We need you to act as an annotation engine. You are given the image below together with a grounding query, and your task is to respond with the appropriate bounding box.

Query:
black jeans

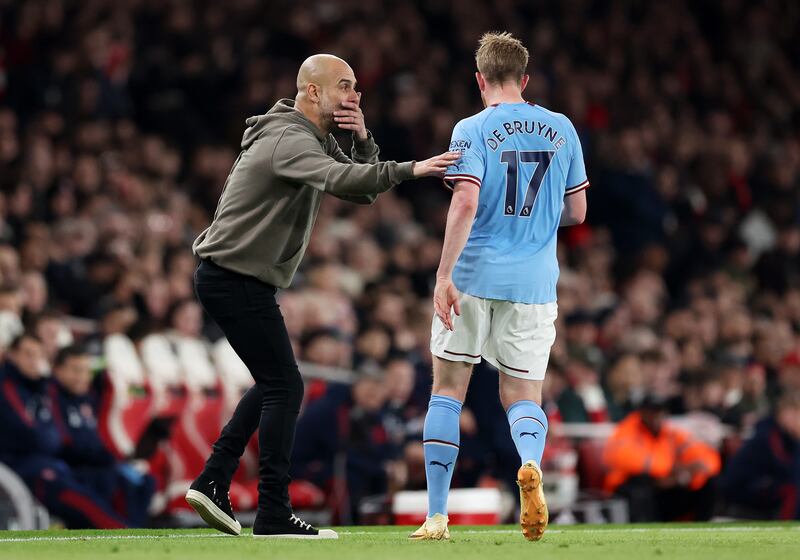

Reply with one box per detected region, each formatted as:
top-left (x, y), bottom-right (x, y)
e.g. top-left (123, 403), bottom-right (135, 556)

top-left (194, 259), bottom-right (303, 520)
top-left (616, 475), bottom-right (717, 522)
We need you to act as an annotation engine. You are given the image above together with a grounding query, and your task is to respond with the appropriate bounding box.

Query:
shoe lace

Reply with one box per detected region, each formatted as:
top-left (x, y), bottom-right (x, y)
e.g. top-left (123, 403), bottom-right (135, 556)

top-left (290, 514), bottom-right (311, 530)
top-left (210, 481), bottom-right (232, 508)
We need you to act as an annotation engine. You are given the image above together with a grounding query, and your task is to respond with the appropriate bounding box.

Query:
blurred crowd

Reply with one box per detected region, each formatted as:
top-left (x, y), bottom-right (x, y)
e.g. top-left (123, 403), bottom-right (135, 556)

top-left (0, 0), bottom-right (799, 526)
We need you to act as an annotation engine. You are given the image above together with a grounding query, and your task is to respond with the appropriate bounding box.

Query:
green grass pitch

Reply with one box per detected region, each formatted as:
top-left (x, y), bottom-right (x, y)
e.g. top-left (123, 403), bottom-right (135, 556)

top-left (1, 523), bottom-right (798, 560)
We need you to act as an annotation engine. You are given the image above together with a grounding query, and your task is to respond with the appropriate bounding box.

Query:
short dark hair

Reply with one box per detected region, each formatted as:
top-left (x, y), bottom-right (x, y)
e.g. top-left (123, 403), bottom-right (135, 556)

top-left (0, 284), bottom-right (21, 296)
top-left (53, 344), bottom-right (89, 368)
top-left (25, 309), bottom-right (63, 331)
top-left (8, 332), bottom-right (41, 351)
top-left (639, 349), bottom-right (665, 364)
top-left (167, 297), bottom-right (197, 326)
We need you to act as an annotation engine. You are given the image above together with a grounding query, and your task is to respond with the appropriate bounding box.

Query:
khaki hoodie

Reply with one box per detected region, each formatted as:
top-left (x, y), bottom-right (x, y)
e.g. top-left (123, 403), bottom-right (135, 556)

top-left (193, 99), bottom-right (415, 287)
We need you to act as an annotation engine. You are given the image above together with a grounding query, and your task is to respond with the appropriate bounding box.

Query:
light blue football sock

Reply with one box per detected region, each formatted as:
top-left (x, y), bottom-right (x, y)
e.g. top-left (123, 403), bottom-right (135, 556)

top-left (507, 400), bottom-right (548, 465)
top-left (423, 394), bottom-right (462, 517)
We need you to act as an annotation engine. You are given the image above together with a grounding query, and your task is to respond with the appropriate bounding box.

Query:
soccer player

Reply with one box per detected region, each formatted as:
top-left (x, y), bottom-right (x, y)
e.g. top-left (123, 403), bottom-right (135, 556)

top-left (410, 32), bottom-right (589, 542)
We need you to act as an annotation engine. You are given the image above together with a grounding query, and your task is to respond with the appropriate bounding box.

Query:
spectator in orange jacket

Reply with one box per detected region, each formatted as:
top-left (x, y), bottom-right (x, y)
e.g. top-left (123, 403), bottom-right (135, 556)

top-left (603, 396), bottom-right (721, 521)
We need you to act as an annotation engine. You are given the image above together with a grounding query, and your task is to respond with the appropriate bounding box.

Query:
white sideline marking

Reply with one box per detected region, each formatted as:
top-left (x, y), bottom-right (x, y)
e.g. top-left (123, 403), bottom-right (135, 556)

top-left (0, 533), bottom-right (231, 543)
top-left (341, 526), bottom-right (800, 535)
top-left (0, 526), bottom-right (798, 543)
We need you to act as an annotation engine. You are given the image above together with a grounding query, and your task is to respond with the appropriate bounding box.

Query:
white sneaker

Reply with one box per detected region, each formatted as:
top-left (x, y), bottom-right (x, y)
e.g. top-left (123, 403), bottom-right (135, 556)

top-left (408, 513), bottom-right (450, 540)
top-left (517, 460), bottom-right (548, 541)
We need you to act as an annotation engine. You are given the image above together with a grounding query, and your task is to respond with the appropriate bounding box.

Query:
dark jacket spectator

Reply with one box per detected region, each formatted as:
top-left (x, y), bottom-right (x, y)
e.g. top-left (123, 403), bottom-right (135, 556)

top-left (722, 392), bottom-right (800, 520)
top-left (292, 373), bottom-right (401, 523)
top-left (0, 342), bottom-right (61, 461)
top-left (0, 334), bottom-right (127, 528)
top-left (50, 345), bottom-right (155, 527)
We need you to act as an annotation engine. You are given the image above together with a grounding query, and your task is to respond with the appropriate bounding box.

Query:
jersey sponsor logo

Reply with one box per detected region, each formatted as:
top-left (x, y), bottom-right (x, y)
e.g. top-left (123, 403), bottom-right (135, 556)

top-left (520, 431), bottom-right (539, 439)
top-left (449, 139), bottom-right (472, 151)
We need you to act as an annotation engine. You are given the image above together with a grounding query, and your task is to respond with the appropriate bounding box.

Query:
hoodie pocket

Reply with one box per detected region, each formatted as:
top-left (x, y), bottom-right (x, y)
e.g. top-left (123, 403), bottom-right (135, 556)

top-left (257, 241), bottom-right (305, 282)
top-left (276, 241), bottom-right (306, 266)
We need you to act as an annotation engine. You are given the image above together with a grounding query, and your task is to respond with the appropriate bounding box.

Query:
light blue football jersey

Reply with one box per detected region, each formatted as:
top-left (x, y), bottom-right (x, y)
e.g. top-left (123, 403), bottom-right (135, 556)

top-left (444, 102), bottom-right (589, 304)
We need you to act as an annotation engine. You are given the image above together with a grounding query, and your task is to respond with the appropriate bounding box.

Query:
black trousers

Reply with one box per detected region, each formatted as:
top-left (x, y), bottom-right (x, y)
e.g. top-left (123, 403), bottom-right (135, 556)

top-left (194, 259), bottom-right (303, 520)
top-left (615, 475), bottom-right (717, 522)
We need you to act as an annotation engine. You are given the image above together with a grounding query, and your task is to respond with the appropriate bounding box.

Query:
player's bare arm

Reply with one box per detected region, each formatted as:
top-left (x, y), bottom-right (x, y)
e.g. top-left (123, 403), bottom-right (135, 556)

top-left (560, 188), bottom-right (587, 226)
top-left (434, 182), bottom-right (480, 331)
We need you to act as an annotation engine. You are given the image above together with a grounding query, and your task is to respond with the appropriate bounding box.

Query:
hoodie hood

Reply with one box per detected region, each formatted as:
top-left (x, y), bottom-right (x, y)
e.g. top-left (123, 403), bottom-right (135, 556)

top-left (241, 99), bottom-right (326, 149)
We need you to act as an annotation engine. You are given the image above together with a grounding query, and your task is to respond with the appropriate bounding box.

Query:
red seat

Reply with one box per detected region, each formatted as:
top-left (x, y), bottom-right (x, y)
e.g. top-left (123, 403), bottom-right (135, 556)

top-left (162, 390), bottom-right (224, 512)
top-left (226, 479), bottom-right (325, 511)
top-left (97, 373), bottom-right (153, 459)
top-left (162, 382), bottom-right (328, 514)
top-left (576, 438), bottom-right (608, 491)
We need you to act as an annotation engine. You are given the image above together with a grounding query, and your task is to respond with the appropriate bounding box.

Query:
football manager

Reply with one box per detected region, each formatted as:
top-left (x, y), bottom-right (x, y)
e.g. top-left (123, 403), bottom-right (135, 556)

top-left (186, 53), bottom-right (459, 539)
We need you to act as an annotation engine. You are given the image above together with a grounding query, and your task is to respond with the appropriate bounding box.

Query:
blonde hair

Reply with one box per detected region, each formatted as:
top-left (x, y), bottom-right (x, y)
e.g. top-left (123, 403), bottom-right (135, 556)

top-left (475, 31), bottom-right (529, 85)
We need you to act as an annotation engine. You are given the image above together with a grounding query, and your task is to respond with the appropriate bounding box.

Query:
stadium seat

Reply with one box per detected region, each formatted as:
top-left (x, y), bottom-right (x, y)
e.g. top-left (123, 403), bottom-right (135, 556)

top-left (210, 339), bottom-right (261, 489)
top-left (212, 338), bottom-right (254, 409)
top-left (154, 336), bottom-right (230, 514)
top-left (171, 335), bottom-right (218, 394)
top-left (162, 395), bottom-right (234, 514)
top-left (393, 488), bottom-right (502, 525)
top-left (140, 334), bottom-right (183, 389)
top-left (105, 334), bottom-right (147, 387)
top-left (139, 334), bottom-right (186, 416)
top-left (98, 334), bottom-right (153, 459)
top-left (576, 438), bottom-right (609, 492)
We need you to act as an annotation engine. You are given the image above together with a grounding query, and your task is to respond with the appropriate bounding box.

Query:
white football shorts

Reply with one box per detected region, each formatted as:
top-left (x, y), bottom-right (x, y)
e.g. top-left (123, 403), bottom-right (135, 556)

top-left (430, 293), bottom-right (558, 380)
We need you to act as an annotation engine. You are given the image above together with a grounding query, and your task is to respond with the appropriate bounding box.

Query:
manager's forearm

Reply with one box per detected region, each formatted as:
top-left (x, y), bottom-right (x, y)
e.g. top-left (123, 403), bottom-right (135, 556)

top-left (273, 131), bottom-right (415, 195)
top-left (351, 131), bottom-right (381, 164)
top-left (436, 202), bottom-right (477, 279)
top-left (333, 193), bottom-right (379, 205)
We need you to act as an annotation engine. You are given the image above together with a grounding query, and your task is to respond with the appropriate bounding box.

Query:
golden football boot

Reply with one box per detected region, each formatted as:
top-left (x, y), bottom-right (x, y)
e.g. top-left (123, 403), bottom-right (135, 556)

top-left (408, 513), bottom-right (450, 540)
top-left (517, 460), bottom-right (548, 541)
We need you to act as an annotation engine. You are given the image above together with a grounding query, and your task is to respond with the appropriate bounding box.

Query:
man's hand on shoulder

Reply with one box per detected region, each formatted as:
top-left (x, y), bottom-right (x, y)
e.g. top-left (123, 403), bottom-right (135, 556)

top-left (413, 152), bottom-right (462, 178)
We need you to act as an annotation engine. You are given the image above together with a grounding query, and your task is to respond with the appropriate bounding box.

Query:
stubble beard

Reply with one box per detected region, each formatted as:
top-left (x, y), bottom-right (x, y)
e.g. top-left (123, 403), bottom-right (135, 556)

top-left (319, 96), bottom-right (337, 135)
